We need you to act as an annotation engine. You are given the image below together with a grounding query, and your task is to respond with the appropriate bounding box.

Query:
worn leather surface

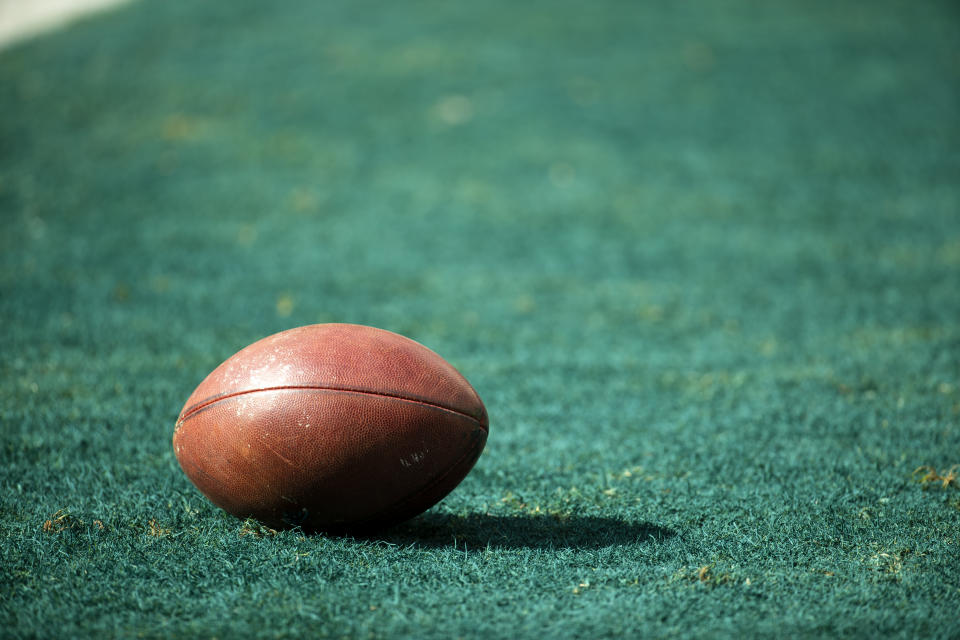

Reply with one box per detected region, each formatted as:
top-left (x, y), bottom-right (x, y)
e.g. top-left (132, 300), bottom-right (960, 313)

top-left (173, 324), bottom-right (488, 532)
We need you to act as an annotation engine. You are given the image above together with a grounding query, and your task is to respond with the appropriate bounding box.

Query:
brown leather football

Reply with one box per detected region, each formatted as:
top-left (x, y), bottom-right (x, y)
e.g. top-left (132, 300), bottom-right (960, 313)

top-left (173, 323), bottom-right (488, 533)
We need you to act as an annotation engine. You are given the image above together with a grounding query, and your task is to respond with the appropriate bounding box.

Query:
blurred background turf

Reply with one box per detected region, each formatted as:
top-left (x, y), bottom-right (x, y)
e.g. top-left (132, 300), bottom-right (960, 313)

top-left (2, 0), bottom-right (959, 638)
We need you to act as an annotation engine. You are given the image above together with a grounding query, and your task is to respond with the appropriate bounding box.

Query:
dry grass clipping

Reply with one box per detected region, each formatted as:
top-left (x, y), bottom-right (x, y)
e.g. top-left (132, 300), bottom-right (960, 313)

top-left (913, 465), bottom-right (958, 490)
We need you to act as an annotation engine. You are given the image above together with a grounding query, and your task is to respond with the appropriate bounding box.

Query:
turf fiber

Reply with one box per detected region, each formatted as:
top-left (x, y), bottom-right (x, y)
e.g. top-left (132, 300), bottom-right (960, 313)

top-left (2, 0), bottom-right (959, 638)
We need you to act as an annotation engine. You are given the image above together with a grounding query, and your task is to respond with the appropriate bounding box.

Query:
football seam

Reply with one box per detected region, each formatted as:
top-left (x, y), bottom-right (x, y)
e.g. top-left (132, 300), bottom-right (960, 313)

top-left (177, 385), bottom-right (487, 429)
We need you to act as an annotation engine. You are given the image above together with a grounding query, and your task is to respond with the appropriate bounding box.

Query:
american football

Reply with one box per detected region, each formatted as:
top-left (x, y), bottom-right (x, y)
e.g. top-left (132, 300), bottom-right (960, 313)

top-left (173, 324), bottom-right (488, 532)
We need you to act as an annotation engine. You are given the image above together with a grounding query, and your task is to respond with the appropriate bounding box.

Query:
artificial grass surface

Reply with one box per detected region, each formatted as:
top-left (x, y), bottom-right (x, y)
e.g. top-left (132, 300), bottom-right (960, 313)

top-left (2, 0), bottom-right (959, 637)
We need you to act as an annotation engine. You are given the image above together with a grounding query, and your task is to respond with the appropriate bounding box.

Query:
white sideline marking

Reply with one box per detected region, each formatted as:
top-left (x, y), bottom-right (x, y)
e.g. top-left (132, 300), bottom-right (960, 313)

top-left (0, 0), bottom-right (133, 50)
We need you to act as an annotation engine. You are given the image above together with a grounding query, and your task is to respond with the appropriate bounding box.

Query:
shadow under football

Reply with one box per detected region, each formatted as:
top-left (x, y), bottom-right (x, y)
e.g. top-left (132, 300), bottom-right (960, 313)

top-left (363, 512), bottom-right (675, 550)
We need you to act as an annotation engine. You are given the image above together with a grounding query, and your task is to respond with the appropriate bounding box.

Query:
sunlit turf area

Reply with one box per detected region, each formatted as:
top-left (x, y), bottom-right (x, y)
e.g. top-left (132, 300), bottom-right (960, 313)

top-left (2, 0), bottom-right (959, 637)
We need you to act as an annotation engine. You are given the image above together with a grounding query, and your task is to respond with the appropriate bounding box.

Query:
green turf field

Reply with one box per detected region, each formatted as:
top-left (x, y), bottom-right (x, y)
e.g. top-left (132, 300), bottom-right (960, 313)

top-left (2, 0), bottom-right (959, 637)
